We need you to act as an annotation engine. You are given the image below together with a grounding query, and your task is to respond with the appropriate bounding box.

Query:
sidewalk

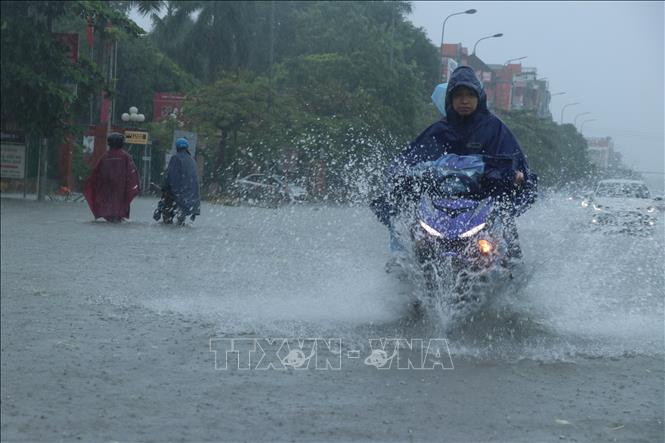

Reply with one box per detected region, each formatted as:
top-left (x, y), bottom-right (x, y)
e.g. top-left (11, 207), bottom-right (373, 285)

top-left (0, 191), bottom-right (37, 200)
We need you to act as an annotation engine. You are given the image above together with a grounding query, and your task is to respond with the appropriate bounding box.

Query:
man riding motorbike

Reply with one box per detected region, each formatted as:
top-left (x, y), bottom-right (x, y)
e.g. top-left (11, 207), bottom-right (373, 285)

top-left (372, 65), bottom-right (537, 269)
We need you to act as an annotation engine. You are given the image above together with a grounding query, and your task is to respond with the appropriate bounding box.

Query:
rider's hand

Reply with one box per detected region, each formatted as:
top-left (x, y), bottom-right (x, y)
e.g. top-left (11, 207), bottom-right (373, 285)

top-left (515, 171), bottom-right (525, 186)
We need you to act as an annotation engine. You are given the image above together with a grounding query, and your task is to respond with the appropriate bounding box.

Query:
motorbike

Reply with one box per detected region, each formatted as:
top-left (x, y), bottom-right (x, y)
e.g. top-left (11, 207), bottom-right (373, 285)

top-left (151, 183), bottom-right (196, 225)
top-left (382, 153), bottom-right (523, 306)
top-left (153, 190), bottom-right (177, 224)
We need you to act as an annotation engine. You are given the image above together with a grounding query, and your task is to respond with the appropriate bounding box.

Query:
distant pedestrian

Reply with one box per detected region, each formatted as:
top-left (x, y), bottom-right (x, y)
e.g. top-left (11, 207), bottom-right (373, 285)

top-left (154, 137), bottom-right (200, 225)
top-left (84, 132), bottom-right (140, 222)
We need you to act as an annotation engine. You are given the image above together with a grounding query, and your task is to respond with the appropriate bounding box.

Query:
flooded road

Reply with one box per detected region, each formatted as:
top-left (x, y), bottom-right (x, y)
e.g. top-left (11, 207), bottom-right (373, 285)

top-left (1, 195), bottom-right (663, 442)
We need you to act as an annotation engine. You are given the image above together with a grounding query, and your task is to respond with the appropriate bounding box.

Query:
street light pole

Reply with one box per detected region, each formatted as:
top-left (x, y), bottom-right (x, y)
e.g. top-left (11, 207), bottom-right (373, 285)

top-left (121, 107), bottom-right (148, 191)
top-left (440, 9), bottom-right (476, 80)
top-left (548, 93), bottom-right (565, 120)
top-left (472, 33), bottom-right (503, 56)
top-left (560, 102), bottom-right (580, 124)
top-left (574, 112), bottom-right (591, 128)
top-left (580, 119), bottom-right (596, 134)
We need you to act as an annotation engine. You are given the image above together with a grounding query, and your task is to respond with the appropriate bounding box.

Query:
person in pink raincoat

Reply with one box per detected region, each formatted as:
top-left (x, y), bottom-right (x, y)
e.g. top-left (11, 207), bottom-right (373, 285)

top-left (84, 132), bottom-right (140, 222)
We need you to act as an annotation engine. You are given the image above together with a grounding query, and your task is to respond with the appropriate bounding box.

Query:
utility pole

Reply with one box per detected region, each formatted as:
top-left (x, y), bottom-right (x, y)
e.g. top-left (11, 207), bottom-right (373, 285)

top-left (36, 138), bottom-right (48, 201)
top-left (560, 102), bottom-right (580, 124)
top-left (268, 0), bottom-right (275, 115)
top-left (389, 6), bottom-right (395, 71)
top-left (37, 13), bottom-right (55, 200)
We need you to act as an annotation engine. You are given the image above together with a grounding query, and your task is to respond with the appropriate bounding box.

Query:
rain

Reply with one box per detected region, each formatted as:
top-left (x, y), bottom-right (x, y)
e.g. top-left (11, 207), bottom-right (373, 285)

top-left (1, 1), bottom-right (663, 442)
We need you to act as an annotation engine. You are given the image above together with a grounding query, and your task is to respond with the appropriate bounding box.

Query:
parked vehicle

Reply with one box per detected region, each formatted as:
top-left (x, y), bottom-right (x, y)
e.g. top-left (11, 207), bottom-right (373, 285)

top-left (230, 174), bottom-right (307, 205)
top-left (581, 179), bottom-right (658, 230)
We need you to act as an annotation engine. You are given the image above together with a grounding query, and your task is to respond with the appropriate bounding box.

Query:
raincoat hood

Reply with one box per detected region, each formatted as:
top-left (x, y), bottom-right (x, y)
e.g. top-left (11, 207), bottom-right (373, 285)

top-left (383, 65), bottom-right (538, 218)
top-left (445, 66), bottom-right (489, 124)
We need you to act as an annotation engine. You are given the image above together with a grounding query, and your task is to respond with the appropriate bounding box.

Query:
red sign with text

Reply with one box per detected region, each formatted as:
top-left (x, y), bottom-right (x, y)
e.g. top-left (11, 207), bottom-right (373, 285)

top-left (153, 92), bottom-right (186, 122)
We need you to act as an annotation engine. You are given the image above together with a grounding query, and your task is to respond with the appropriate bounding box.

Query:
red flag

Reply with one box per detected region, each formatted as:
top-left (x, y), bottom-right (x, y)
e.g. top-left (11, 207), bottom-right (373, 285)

top-left (86, 18), bottom-right (94, 48)
top-left (100, 92), bottom-right (111, 124)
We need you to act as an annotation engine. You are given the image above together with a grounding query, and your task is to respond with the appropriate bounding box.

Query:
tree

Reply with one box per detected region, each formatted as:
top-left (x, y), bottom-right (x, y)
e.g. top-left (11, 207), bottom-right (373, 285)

top-left (0, 1), bottom-right (143, 138)
top-left (148, 1), bottom-right (262, 82)
top-left (496, 110), bottom-right (594, 186)
top-left (127, 2), bottom-right (451, 199)
top-left (182, 71), bottom-right (274, 184)
top-left (113, 35), bottom-right (199, 123)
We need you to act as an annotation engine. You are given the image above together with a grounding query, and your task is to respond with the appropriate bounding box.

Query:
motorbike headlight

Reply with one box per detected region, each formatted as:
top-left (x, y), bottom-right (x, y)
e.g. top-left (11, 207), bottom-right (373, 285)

top-left (646, 206), bottom-right (656, 213)
top-left (477, 239), bottom-right (493, 255)
top-left (419, 220), bottom-right (443, 238)
top-left (459, 223), bottom-right (487, 239)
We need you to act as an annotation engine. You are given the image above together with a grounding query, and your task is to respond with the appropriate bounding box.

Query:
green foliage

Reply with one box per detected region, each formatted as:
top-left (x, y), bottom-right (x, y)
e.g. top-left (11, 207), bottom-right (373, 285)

top-left (155, 1), bottom-right (440, 196)
top-left (496, 110), bottom-right (595, 186)
top-left (2, 0), bottom-right (599, 199)
top-left (114, 35), bottom-right (199, 122)
top-left (148, 1), bottom-right (261, 82)
top-left (0, 1), bottom-right (142, 139)
top-left (71, 141), bottom-right (90, 187)
top-left (183, 71), bottom-right (264, 151)
top-left (181, 71), bottom-right (281, 183)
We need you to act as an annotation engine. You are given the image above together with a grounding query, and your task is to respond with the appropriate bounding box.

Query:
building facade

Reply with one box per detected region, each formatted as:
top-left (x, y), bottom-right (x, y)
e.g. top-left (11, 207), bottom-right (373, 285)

top-left (440, 44), bottom-right (551, 118)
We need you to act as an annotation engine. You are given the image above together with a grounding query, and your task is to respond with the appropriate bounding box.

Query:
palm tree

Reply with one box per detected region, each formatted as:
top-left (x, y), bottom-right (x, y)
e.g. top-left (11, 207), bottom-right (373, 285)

top-left (143, 1), bottom-right (264, 83)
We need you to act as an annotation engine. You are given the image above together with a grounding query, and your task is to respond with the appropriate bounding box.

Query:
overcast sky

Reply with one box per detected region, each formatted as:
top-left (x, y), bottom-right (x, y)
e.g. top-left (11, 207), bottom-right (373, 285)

top-left (407, 1), bottom-right (664, 179)
top-left (130, 1), bottom-right (664, 181)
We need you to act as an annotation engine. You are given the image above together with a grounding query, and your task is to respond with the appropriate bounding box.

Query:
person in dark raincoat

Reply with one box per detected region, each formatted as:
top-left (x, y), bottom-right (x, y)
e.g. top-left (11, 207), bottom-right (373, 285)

top-left (373, 65), bottom-right (537, 264)
top-left (84, 132), bottom-right (140, 222)
top-left (154, 137), bottom-right (200, 225)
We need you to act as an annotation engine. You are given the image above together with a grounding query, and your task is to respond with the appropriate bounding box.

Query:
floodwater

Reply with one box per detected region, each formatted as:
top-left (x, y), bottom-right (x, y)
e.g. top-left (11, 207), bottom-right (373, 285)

top-left (1, 194), bottom-right (663, 442)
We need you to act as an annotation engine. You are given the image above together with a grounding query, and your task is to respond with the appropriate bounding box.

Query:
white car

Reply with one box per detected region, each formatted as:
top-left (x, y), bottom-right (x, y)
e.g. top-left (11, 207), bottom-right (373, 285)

top-left (582, 179), bottom-right (658, 228)
top-left (230, 174), bottom-right (307, 204)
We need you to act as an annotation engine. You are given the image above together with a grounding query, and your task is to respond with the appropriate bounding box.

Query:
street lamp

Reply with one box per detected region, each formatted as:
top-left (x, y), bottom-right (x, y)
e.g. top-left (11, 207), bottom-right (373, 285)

top-left (440, 9), bottom-right (476, 81)
top-left (472, 33), bottom-right (503, 56)
top-left (441, 9), bottom-right (477, 51)
top-left (548, 92), bottom-right (565, 118)
top-left (580, 118), bottom-right (596, 134)
top-left (121, 107), bottom-right (150, 192)
top-left (121, 106), bottom-right (146, 127)
top-left (560, 102), bottom-right (580, 124)
top-left (574, 111), bottom-right (591, 127)
top-left (504, 56), bottom-right (527, 65)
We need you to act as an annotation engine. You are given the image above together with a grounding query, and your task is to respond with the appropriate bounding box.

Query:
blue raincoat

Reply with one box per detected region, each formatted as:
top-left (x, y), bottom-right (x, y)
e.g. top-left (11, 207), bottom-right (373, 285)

top-left (162, 150), bottom-right (201, 216)
top-left (373, 66), bottom-right (537, 225)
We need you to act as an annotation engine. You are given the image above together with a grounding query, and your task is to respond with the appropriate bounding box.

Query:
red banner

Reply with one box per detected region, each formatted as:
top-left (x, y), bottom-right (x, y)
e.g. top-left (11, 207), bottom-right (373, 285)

top-left (100, 92), bottom-right (111, 124)
top-left (153, 92), bottom-right (186, 122)
top-left (86, 18), bottom-right (94, 48)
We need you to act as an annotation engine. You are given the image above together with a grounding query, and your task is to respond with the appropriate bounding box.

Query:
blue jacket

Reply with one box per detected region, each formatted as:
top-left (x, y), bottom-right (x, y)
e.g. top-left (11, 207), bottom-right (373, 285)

top-left (378, 66), bottom-right (537, 221)
top-left (163, 150), bottom-right (201, 216)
